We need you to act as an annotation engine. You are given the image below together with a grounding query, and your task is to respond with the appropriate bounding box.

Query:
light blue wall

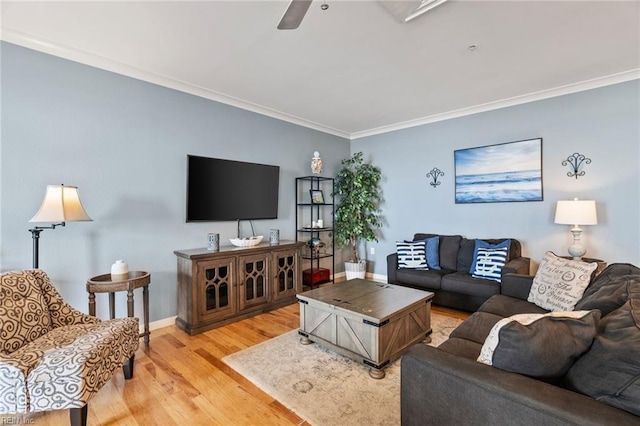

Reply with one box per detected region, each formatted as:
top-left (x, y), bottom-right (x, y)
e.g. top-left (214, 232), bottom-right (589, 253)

top-left (0, 42), bottom-right (350, 321)
top-left (352, 80), bottom-right (640, 276)
top-left (3, 41), bottom-right (638, 323)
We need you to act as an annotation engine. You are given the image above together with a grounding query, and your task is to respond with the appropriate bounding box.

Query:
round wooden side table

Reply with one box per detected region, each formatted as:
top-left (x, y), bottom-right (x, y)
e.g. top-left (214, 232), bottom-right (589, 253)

top-left (86, 271), bottom-right (151, 346)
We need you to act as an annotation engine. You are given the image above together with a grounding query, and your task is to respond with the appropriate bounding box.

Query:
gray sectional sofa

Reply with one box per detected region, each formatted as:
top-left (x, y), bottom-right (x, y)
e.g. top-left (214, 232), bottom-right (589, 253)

top-left (387, 233), bottom-right (530, 312)
top-left (401, 263), bottom-right (640, 425)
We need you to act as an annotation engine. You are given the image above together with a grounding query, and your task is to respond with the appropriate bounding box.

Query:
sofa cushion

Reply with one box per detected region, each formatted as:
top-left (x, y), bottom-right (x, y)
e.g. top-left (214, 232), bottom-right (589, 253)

top-left (0, 271), bottom-right (52, 355)
top-left (449, 311), bottom-right (504, 345)
top-left (415, 234), bottom-right (461, 271)
top-left (437, 336), bottom-right (483, 360)
top-left (397, 241), bottom-right (428, 269)
top-left (395, 268), bottom-right (450, 291)
top-left (456, 238), bottom-right (476, 273)
top-left (478, 294), bottom-right (549, 318)
top-left (441, 272), bottom-right (501, 299)
top-left (574, 263), bottom-right (640, 317)
top-left (565, 298), bottom-right (640, 416)
top-left (477, 310), bottom-right (600, 378)
top-left (528, 252), bottom-right (598, 311)
top-left (471, 247), bottom-right (509, 282)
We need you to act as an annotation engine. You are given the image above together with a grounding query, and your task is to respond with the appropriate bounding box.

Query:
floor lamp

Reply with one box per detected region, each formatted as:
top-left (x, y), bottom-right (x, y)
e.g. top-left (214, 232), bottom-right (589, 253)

top-left (29, 184), bottom-right (92, 268)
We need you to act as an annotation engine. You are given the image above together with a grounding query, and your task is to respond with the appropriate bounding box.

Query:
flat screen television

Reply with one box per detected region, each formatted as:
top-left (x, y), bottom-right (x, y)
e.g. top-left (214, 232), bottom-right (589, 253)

top-left (186, 155), bottom-right (280, 222)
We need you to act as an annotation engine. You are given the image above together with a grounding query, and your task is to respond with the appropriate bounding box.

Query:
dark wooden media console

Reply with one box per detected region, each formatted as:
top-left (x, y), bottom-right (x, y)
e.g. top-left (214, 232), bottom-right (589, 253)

top-left (174, 240), bottom-right (304, 335)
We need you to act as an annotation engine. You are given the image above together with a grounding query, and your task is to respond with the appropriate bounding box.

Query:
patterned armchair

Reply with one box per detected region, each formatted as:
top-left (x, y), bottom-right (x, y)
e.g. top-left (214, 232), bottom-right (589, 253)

top-left (0, 270), bottom-right (139, 426)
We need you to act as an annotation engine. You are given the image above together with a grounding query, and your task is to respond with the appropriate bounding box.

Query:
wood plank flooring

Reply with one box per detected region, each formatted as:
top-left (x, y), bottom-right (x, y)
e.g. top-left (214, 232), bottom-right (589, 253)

top-left (1, 303), bottom-right (466, 426)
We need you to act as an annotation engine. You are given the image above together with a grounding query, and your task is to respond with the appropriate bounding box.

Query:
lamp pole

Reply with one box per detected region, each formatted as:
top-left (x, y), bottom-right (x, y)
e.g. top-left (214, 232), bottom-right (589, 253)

top-left (28, 222), bottom-right (65, 268)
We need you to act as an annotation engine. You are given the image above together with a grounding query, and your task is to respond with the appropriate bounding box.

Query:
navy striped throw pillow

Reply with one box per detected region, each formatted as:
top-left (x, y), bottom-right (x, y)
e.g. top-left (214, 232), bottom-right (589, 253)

top-left (397, 241), bottom-right (428, 270)
top-left (472, 247), bottom-right (508, 282)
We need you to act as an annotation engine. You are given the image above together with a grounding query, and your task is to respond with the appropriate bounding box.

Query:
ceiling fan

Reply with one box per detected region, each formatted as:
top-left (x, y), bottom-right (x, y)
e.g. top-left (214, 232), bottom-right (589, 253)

top-left (277, 0), bottom-right (450, 30)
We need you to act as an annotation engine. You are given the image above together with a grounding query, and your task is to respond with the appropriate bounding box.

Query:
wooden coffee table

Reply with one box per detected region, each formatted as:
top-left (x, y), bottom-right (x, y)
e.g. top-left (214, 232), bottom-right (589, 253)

top-left (297, 279), bottom-right (434, 379)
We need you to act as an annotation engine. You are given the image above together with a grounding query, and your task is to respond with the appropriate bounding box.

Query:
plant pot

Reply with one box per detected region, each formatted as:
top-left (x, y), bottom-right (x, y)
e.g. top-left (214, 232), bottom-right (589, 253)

top-left (344, 260), bottom-right (366, 280)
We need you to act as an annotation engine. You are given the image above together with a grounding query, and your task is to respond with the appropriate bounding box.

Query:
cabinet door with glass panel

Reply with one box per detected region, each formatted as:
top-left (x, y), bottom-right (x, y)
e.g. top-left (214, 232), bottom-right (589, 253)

top-left (272, 247), bottom-right (302, 300)
top-left (196, 258), bottom-right (237, 322)
top-left (238, 253), bottom-right (271, 310)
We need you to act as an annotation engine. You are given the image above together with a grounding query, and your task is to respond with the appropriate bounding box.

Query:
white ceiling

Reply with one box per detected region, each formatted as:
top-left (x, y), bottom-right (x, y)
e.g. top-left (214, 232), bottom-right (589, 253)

top-left (2, 1), bottom-right (639, 139)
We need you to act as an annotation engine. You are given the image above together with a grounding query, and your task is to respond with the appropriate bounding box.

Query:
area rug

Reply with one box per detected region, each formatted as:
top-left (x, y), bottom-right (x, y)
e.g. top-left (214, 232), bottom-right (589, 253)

top-left (222, 313), bottom-right (463, 426)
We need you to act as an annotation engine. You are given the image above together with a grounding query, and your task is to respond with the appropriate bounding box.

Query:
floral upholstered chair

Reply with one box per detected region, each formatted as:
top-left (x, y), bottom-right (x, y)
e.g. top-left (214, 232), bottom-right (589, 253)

top-left (0, 270), bottom-right (139, 426)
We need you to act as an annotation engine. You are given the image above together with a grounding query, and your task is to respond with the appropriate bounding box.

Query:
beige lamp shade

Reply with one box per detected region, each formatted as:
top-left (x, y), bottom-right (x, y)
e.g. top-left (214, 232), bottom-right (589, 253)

top-left (30, 184), bottom-right (92, 223)
top-left (554, 199), bottom-right (597, 226)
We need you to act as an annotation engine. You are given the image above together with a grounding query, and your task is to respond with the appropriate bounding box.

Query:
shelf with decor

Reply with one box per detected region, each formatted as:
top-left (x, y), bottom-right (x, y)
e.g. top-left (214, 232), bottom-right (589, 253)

top-left (295, 176), bottom-right (335, 288)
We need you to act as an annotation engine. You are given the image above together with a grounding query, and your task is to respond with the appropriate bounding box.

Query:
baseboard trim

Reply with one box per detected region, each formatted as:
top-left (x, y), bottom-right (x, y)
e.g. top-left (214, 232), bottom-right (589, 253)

top-left (146, 316), bottom-right (177, 333)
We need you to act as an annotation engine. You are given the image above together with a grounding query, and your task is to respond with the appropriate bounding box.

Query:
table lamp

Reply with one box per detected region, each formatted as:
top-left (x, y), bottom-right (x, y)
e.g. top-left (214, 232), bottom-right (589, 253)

top-left (29, 184), bottom-right (92, 268)
top-left (554, 198), bottom-right (597, 260)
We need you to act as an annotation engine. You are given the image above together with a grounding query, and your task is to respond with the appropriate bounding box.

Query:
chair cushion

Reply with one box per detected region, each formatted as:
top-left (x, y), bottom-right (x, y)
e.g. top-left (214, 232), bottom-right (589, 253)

top-left (528, 252), bottom-right (598, 311)
top-left (0, 271), bottom-right (52, 354)
top-left (0, 317), bottom-right (140, 413)
top-left (477, 310), bottom-right (600, 378)
top-left (565, 298), bottom-right (640, 416)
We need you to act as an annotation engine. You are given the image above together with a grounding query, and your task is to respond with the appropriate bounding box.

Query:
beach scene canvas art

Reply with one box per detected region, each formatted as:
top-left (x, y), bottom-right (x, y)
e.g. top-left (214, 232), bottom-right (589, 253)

top-left (455, 138), bottom-right (543, 203)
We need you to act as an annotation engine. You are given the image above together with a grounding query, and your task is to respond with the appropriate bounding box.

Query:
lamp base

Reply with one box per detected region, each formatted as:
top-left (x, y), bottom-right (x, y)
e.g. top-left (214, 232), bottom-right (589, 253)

top-left (567, 226), bottom-right (586, 260)
top-left (567, 244), bottom-right (586, 260)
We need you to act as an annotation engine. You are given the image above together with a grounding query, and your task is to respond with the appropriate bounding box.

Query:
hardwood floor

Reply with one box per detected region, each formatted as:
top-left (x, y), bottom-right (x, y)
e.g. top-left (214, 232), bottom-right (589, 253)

top-left (2, 303), bottom-right (466, 426)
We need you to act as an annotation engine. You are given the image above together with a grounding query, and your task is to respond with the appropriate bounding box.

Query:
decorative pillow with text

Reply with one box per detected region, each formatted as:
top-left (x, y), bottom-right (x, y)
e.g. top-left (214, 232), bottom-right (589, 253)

top-left (528, 252), bottom-right (597, 311)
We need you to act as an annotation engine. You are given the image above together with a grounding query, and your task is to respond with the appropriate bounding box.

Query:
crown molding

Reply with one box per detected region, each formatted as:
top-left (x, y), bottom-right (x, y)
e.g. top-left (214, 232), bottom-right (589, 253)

top-left (0, 28), bottom-right (351, 140)
top-left (350, 69), bottom-right (640, 140)
top-left (2, 28), bottom-right (637, 142)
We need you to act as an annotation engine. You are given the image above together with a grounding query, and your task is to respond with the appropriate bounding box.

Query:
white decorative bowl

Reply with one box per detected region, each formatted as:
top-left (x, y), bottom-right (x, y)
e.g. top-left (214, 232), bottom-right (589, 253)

top-left (229, 236), bottom-right (263, 247)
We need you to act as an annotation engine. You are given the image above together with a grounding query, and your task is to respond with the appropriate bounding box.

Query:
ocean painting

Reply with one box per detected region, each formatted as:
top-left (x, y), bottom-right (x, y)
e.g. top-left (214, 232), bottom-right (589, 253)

top-left (455, 138), bottom-right (543, 203)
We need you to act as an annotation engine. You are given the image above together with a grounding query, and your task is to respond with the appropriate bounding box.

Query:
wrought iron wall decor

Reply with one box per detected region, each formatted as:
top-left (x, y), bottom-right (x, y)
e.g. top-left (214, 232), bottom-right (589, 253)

top-left (562, 153), bottom-right (591, 179)
top-left (426, 168), bottom-right (444, 188)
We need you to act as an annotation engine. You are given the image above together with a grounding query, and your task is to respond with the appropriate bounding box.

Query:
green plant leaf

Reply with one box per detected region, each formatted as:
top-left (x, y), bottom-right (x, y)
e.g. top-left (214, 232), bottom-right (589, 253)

top-left (333, 152), bottom-right (383, 263)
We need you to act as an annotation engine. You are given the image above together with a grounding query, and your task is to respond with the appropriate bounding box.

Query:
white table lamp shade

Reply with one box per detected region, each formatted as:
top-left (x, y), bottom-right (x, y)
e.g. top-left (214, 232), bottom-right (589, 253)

top-left (30, 184), bottom-right (92, 223)
top-left (554, 199), bottom-right (597, 226)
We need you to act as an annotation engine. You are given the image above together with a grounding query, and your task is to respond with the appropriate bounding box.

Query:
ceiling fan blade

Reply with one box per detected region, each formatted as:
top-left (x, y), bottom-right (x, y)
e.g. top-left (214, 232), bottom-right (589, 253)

top-left (277, 0), bottom-right (313, 30)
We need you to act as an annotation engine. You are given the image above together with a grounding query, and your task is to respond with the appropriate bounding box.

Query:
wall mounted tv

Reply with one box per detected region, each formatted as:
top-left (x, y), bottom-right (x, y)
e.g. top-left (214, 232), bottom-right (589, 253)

top-left (186, 155), bottom-right (280, 222)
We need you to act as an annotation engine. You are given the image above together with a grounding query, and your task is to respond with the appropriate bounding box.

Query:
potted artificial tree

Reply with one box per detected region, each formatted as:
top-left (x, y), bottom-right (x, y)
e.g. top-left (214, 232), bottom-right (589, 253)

top-left (333, 151), bottom-right (383, 280)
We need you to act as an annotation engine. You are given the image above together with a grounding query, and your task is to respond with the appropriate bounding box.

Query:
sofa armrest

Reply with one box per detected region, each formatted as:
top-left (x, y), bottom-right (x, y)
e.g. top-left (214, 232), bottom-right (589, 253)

top-left (387, 253), bottom-right (399, 283)
top-left (501, 273), bottom-right (535, 300)
top-left (502, 256), bottom-right (530, 275)
top-left (401, 344), bottom-right (640, 426)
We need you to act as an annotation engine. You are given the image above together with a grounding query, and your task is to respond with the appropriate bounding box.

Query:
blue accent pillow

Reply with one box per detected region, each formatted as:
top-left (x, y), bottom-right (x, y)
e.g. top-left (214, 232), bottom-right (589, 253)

top-left (472, 247), bottom-right (509, 282)
top-left (397, 241), bottom-right (428, 270)
top-left (422, 236), bottom-right (441, 270)
top-left (406, 237), bottom-right (440, 270)
top-left (469, 239), bottom-right (511, 274)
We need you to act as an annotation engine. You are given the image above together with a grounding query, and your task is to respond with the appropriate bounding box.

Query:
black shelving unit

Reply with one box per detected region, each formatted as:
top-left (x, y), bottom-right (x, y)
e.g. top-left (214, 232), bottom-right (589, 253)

top-left (295, 176), bottom-right (335, 288)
